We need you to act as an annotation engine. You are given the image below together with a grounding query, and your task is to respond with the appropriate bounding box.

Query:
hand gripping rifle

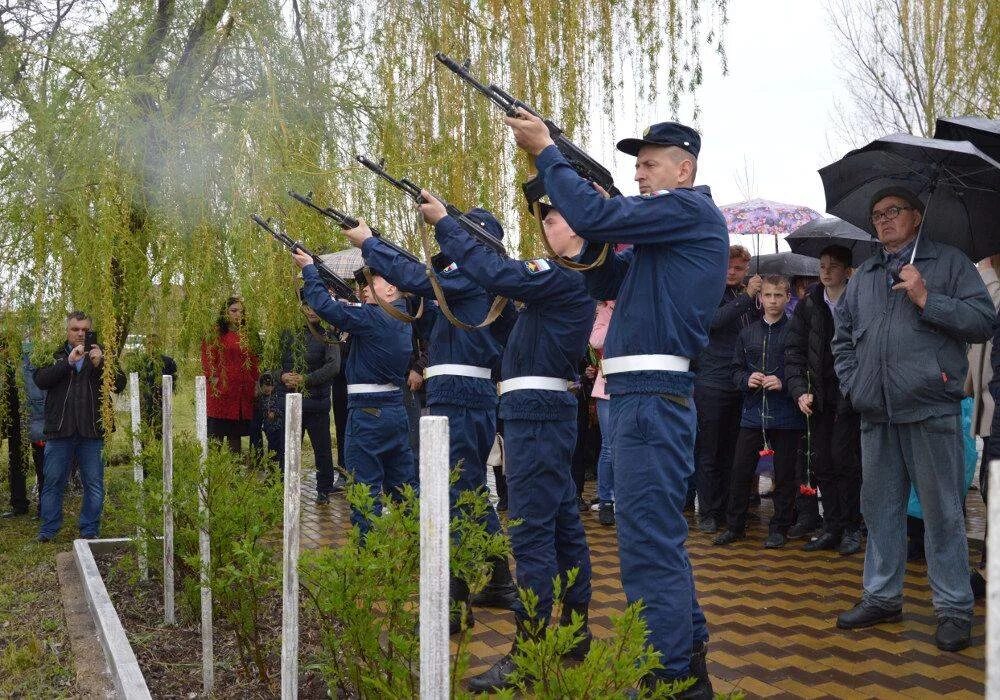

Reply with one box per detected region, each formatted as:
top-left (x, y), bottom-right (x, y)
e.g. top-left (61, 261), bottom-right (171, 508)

top-left (251, 214), bottom-right (360, 304)
top-left (285, 191), bottom-right (425, 324)
top-left (434, 53), bottom-right (614, 272)
top-left (354, 155), bottom-right (511, 331)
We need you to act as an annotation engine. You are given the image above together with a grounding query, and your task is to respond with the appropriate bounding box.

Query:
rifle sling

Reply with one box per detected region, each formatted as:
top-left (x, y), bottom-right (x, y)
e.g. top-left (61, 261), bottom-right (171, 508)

top-left (362, 266), bottom-right (425, 323)
top-left (532, 200), bottom-right (610, 271)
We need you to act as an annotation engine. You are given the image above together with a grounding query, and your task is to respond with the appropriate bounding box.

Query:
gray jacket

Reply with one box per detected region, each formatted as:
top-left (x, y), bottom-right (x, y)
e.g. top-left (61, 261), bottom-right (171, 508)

top-left (832, 238), bottom-right (995, 424)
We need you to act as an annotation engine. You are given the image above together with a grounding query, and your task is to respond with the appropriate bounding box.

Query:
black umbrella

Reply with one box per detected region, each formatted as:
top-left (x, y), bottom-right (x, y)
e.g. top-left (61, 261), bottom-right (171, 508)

top-left (934, 116), bottom-right (1000, 161)
top-left (748, 252), bottom-right (820, 278)
top-left (786, 217), bottom-right (881, 267)
top-left (819, 133), bottom-right (1000, 262)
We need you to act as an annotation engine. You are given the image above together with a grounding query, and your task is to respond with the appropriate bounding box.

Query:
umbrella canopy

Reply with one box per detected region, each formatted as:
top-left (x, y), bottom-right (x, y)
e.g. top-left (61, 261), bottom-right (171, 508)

top-left (749, 252), bottom-right (820, 278)
top-left (729, 233), bottom-right (791, 255)
top-left (721, 198), bottom-right (821, 236)
top-left (819, 133), bottom-right (1000, 261)
top-left (785, 217), bottom-right (880, 267)
top-left (318, 248), bottom-right (363, 279)
top-left (934, 116), bottom-right (1000, 161)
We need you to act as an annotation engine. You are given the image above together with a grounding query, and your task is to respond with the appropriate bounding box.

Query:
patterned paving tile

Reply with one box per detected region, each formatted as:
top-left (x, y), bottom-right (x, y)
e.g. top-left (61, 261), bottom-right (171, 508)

top-left (297, 470), bottom-right (987, 697)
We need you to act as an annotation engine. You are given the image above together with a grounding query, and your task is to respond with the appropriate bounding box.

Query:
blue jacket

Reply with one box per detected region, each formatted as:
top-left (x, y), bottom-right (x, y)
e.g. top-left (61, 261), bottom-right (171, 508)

top-left (361, 231), bottom-right (501, 410)
top-left (695, 286), bottom-right (761, 391)
top-left (731, 315), bottom-right (804, 430)
top-left (832, 238), bottom-right (995, 424)
top-left (434, 214), bottom-right (594, 422)
top-left (301, 265), bottom-right (412, 409)
top-left (535, 145), bottom-right (730, 398)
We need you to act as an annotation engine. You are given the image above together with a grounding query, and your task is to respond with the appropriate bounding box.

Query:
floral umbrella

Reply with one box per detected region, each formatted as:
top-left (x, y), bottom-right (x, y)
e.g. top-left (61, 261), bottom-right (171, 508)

top-left (720, 198), bottom-right (822, 256)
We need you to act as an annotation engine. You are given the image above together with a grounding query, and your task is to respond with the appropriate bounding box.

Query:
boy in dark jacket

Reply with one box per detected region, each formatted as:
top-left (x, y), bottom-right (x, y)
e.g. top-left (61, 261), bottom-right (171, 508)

top-left (785, 245), bottom-right (863, 555)
top-left (714, 276), bottom-right (804, 549)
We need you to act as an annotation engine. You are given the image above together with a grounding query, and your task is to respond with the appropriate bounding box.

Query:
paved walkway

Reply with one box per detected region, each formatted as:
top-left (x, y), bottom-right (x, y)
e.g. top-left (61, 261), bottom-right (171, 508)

top-left (299, 473), bottom-right (986, 698)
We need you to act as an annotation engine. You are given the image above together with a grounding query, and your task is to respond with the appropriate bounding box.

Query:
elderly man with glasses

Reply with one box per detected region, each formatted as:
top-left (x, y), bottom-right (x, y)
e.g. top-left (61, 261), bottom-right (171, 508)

top-left (831, 186), bottom-right (996, 652)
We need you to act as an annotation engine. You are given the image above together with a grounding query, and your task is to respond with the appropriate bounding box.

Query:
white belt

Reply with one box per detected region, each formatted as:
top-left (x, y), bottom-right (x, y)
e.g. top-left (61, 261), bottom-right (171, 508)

top-left (347, 383), bottom-right (400, 394)
top-left (424, 364), bottom-right (492, 380)
top-left (601, 354), bottom-right (690, 375)
top-left (498, 376), bottom-right (570, 395)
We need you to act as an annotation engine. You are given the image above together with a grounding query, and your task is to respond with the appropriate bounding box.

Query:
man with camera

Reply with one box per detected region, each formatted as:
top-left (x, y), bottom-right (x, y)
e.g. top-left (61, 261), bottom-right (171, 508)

top-left (34, 311), bottom-right (125, 542)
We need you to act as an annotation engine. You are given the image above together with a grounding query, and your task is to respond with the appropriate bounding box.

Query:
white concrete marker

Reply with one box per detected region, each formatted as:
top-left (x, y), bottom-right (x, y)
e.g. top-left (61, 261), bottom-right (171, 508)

top-left (419, 415), bottom-right (450, 699)
top-left (194, 376), bottom-right (214, 694)
top-left (281, 393), bottom-right (303, 699)
top-left (161, 374), bottom-right (175, 625)
top-left (129, 372), bottom-right (147, 580)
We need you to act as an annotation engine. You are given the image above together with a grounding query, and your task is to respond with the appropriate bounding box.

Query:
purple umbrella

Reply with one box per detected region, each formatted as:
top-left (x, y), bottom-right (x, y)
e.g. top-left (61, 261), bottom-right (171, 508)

top-left (720, 198), bottom-right (822, 256)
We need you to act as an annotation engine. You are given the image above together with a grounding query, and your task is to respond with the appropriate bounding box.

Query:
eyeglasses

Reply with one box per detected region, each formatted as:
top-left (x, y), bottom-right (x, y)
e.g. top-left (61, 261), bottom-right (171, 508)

top-left (870, 205), bottom-right (914, 225)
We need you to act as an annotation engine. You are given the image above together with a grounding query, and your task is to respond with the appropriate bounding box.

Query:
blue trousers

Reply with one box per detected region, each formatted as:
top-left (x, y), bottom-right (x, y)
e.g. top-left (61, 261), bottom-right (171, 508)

top-left (39, 436), bottom-right (105, 538)
top-left (595, 398), bottom-right (615, 503)
top-left (430, 403), bottom-right (501, 536)
top-left (504, 417), bottom-right (592, 622)
top-left (612, 394), bottom-right (707, 679)
top-left (344, 405), bottom-right (418, 534)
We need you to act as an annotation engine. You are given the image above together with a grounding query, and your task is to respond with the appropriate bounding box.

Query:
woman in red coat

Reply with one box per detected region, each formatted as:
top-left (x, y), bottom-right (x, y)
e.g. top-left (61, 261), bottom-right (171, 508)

top-left (200, 297), bottom-right (260, 453)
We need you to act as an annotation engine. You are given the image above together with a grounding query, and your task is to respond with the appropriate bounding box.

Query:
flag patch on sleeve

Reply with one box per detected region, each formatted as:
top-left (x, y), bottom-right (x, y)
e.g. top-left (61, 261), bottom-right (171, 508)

top-left (524, 258), bottom-right (552, 275)
top-left (442, 262), bottom-right (459, 273)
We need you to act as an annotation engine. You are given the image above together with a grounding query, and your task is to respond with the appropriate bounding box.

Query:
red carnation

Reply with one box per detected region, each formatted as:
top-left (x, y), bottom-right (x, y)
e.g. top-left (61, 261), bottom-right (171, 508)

top-left (799, 484), bottom-right (817, 497)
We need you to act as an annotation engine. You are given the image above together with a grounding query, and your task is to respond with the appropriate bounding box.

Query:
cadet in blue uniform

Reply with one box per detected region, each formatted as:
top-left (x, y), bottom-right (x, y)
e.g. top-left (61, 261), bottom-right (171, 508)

top-left (506, 114), bottom-right (729, 697)
top-left (291, 249), bottom-right (418, 535)
top-left (417, 191), bottom-right (594, 692)
top-left (340, 211), bottom-right (518, 630)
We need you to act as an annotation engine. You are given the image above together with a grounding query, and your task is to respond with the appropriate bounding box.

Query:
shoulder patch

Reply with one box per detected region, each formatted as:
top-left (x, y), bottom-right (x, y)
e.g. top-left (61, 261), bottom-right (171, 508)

top-left (441, 262), bottom-right (459, 274)
top-left (524, 258), bottom-right (552, 275)
top-left (641, 189), bottom-right (671, 199)
top-left (342, 301), bottom-right (363, 308)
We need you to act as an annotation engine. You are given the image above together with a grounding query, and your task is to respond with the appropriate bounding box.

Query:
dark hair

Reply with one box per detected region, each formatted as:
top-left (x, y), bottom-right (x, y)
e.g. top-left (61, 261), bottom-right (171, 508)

top-left (819, 245), bottom-right (852, 269)
top-left (216, 296), bottom-right (244, 335)
top-left (761, 274), bottom-right (790, 291)
top-left (66, 310), bottom-right (90, 324)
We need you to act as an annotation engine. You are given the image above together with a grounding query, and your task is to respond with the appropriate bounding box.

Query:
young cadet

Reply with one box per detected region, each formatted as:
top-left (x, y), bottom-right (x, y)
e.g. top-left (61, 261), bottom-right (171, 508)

top-left (291, 250), bottom-right (418, 535)
top-left (714, 275), bottom-right (804, 549)
top-left (340, 211), bottom-right (517, 631)
top-left (505, 113), bottom-right (729, 698)
top-left (418, 192), bottom-right (594, 692)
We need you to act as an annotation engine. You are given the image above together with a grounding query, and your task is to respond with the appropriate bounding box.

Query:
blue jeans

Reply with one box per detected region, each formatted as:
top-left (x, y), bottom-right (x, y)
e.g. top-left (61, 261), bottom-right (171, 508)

top-left (596, 398), bottom-right (614, 503)
top-left (39, 436), bottom-right (105, 538)
top-left (612, 393), bottom-right (707, 679)
top-left (860, 415), bottom-right (973, 620)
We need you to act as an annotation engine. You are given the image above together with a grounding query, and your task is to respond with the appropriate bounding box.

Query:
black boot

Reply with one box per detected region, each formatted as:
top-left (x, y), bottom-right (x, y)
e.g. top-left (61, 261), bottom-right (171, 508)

top-left (559, 602), bottom-right (593, 662)
top-left (689, 639), bottom-right (714, 695)
top-left (494, 464), bottom-right (508, 512)
top-left (467, 617), bottom-right (536, 692)
top-left (449, 577), bottom-right (475, 635)
top-left (471, 556), bottom-right (519, 610)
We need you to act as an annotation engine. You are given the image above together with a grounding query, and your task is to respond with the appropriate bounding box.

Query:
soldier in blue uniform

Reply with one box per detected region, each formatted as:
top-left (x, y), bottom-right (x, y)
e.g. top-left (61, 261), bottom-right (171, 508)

top-left (417, 192), bottom-right (595, 692)
top-left (291, 249), bottom-right (418, 535)
top-left (339, 211), bottom-right (518, 631)
top-left (505, 114), bottom-right (729, 697)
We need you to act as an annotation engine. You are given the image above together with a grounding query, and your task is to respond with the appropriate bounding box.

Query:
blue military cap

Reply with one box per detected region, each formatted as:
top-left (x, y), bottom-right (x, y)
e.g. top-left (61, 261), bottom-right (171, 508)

top-left (466, 207), bottom-right (505, 241)
top-left (617, 121), bottom-right (701, 158)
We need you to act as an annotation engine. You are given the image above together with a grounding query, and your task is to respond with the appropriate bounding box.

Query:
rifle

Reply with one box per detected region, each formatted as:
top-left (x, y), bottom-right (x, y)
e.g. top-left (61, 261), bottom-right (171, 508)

top-left (355, 154), bottom-right (509, 259)
top-left (435, 52), bottom-right (622, 202)
top-left (287, 190), bottom-right (429, 268)
top-left (250, 214), bottom-right (360, 304)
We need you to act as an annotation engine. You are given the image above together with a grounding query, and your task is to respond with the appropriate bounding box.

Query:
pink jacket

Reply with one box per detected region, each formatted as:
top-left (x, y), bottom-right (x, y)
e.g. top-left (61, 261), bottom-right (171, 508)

top-left (589, 301), bottom-right (615, 400)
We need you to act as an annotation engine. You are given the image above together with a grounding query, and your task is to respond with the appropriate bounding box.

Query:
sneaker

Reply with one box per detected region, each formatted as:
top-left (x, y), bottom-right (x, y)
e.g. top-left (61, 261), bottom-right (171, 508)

top-left (598, 502), bottom-right (615, 526)
top-left (935, 617), bottom-right (972, 652)
top-left (838, 529), bottom-right (862, 556)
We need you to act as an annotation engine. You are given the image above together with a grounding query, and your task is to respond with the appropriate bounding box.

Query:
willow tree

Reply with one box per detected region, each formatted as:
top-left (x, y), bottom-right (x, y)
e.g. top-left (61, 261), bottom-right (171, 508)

top-left (0, 0), bottom-right (727, 381)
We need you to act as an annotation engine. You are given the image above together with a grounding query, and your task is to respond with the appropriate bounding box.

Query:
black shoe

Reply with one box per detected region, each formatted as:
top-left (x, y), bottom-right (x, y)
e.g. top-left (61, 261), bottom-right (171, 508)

top-left (1, 509), bottom-right (29, 518)
top-left (471, 557), bottom-right (519, 610)
top-left (577, 496), bottom-right (588, 512)
top-left (697, 516), bottom-right (717, 534)
top-left (467, 653), bottom-right (517, 692)
top-left (838, 529), bottom-right (862, 556)
top-left (630, 672), bottom-right (713, 700)
top-left (328, 475), bottom-right (346, 493)
top-left (37, 534), bottom-right (53, 543)
top-left (598, 502), bottom-right (616, 526)
top-left (763, 532), bottom-right (786, 549)
top-left (559, 602), bottom-right (593, 662)
top-left (449, 577), bottom-right (475, 635)
top-left (689, 639), bottom-right (713, 696)
top-left (712, 529), bottom-right (742, 546)
top-left (836, 601), bottom-right (902, 629)
top-left (803, 532), bottom-right (840, 552)
top-left (971, 569), bottom-right (987, 600)
top-left (935, 617), bottom-right (972, 652)
top-left (787, 518), bottom-right (821, 539)
top-left (315, 492), bottom-right (330, 505)
top-left (496, 495), bottom-right (508, 513)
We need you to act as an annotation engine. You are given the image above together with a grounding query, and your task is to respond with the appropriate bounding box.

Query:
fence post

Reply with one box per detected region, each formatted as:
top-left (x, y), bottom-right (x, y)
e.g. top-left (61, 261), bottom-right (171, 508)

top-left (161, 374), bottom-right (175, 625)
top-left (988, 460), bottom-right (1000, 696)
top-left (194, 376), bottom-right (214, 695)
top-left (419, 415), bottom-right (450, 699)
top-left (129, 372), bottom-right (147, 581)
top-left (281, 393), bottom-right (303, 699)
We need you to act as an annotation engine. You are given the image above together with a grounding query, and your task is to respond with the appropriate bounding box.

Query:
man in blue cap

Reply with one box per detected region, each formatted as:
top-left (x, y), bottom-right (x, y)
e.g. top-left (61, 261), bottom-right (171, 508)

top-left (417, 191), bottom-right (595, 692)
top-left (291, 249), bottom-right (418, 535)
top-left (505, 113), bottom-right (729, 697)
top-left (340, 211), bottom-right (518, 632)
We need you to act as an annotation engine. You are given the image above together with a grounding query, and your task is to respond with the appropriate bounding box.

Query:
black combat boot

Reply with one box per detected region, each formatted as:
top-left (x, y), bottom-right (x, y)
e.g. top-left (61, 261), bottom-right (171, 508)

top-left (449, 577), bottom-right (475, 635)
top-left (470, 556), bottom-right (519, 610)
top-left (559, 602), bottom-right (593, 662)
top-left (467, 617), bottom-right (537, 692)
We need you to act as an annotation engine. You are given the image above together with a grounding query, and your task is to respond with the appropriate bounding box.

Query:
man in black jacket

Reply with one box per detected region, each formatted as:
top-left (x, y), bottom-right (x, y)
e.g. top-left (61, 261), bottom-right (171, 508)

top-left (693, 245), bottom-right (762, 533)
top-left (785, 245), bottom-right (863, 556)
top-left (34, 311), bottom-right (125, 541)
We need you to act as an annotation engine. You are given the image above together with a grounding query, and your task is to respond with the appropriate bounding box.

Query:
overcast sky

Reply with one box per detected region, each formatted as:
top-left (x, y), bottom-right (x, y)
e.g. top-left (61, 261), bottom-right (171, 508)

top-left (596, 0), bottom-right (855, 214)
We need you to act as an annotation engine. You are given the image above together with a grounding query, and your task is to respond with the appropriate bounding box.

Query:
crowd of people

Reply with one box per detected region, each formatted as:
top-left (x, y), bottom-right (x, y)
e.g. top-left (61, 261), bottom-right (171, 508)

top-left (3, 112), bottom-right (998, 699)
